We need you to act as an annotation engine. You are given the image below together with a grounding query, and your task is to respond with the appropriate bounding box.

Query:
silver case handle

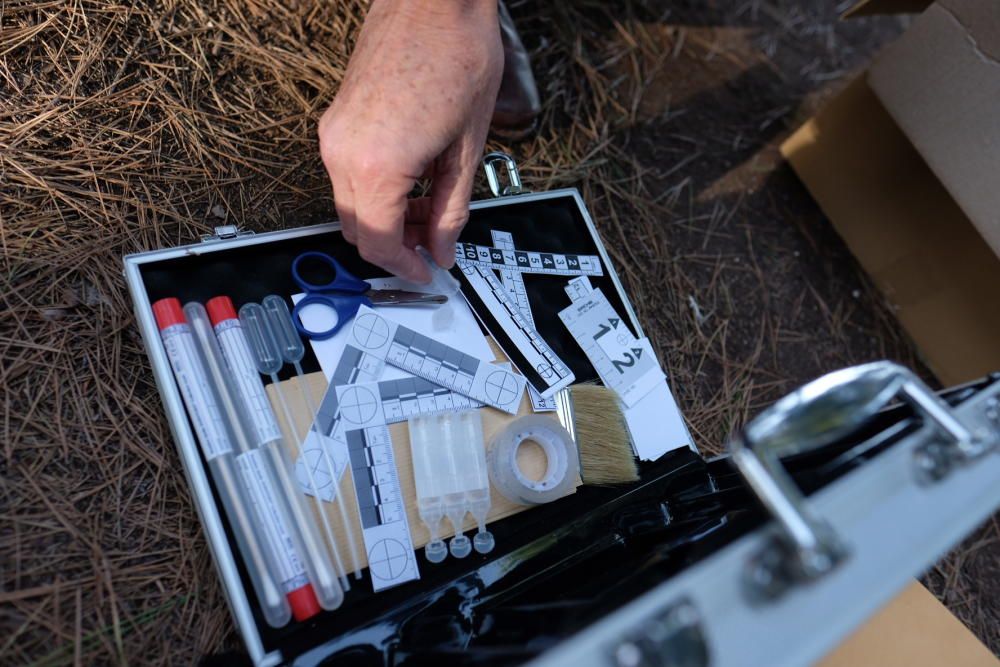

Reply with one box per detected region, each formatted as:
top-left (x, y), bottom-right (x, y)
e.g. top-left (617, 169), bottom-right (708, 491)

top-left (730, 361), bottom-right (981, 602)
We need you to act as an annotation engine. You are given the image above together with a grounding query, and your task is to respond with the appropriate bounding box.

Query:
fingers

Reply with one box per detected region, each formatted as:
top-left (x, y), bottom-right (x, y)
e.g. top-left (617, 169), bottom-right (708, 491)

top-left (353, 184), bottom-right (432, 283)
top-left (331, 173), bottom-right (358, 244)
top-left (318, 115), bottom-right (358, 244)
top-left (426, 139), bottom-right (478, 268)
top-left (402, 198), bottom-right (432, 249)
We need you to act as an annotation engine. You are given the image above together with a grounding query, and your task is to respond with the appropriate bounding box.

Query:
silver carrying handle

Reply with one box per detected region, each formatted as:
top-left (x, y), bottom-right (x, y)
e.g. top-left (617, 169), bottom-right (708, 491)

top-left (482, 151), bottom-right (529, 198)
top-left (729, 361), bottom-right (980, 602)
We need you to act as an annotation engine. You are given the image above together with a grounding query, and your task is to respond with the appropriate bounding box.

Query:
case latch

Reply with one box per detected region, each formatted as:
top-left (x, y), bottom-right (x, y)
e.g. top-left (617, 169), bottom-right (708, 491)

top-left (729, 361), bottom-right (984, 603)
top-left (201, 225), bottom-right (254, 243)
top-left (482, 151), bottom-right (529, 198)
top-left (610, 598), bottom-right (708, 667)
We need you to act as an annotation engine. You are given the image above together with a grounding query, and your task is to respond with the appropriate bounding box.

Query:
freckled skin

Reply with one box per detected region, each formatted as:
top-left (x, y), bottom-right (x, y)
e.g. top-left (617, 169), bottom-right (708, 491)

top-left (318, 0), bottom-right (502, 283)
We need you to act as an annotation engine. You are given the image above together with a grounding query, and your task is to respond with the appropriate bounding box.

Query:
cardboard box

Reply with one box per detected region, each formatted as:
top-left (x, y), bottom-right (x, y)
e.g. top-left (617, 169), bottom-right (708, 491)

top-left (781, 0), bottom-right (1000, 386)
top-left (820, 582), bottom-right (997, 666)
top-left (870, 0), bottom-right (1000, 257)
top-left (784, 1), bottom-right (999, 662)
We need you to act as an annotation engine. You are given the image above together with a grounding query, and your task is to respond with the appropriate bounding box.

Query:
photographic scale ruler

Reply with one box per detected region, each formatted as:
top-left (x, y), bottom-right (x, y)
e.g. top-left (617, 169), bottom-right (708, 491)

top-left (490, 231), bottom-right (555, 411)
top-left (297, 306), bottom-right (527, 589)
top-left (346, 305), bottom-right (526, 413)
top-left (297, 343), bottom-right (425, 591)
top-left (454, 235), bottom-right (606, 401)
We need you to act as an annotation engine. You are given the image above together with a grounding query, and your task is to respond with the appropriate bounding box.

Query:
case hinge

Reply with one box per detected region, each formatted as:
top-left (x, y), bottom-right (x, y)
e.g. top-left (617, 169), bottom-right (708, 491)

top-left (610, 598), bottom-right (708, 667)
top-left (201, 225), bottom-right (254, 243)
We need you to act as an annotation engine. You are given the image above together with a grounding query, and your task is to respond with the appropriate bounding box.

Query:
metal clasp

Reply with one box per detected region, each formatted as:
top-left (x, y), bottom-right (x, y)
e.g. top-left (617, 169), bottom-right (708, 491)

top-left (482, 152), bottom-right (529, 198)
top-left (200, 225), bottom-right (254, 243)
top-left (730, 361), bottom-right (982, 603)
top-left (610, 598), bottom-right (709, 667)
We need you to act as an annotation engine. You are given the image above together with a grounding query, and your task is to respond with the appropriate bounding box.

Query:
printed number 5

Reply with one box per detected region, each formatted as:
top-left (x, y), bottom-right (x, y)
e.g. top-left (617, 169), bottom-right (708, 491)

top-left (611, 353), bottom-right (636, 374)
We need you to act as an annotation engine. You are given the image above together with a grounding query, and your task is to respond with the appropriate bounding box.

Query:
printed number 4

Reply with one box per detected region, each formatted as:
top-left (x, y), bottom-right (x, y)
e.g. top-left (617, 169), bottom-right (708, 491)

top-left (611, 347), bottom-right (643, 374)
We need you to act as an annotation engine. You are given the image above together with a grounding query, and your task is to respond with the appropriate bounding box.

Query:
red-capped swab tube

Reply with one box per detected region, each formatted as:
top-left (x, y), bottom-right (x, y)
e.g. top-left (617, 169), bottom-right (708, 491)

top-left (184, 301), bottom-right (339, 621)
top-left (151, 298), bottom-right (290, 628)
top-left (207, 296), bottom-right (349, 599)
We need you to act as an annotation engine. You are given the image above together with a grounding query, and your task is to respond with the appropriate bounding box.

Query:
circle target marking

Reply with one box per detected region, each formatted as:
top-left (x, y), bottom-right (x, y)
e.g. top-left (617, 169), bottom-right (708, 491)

top-left (339, 386), bottom-right (379, 424)
top-left (368, 538), bottom-right (410, 580)
top-left (352, 313), bottom-right (389, 349)
top-left (484, 371), bottom-right (519, 407)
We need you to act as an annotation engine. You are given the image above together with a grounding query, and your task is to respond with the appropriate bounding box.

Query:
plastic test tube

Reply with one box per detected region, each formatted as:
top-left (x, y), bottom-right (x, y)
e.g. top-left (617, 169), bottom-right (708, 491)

top-left (239, 301), bottom-right (360, 580)
top-left (206, 296), bottom-right (345, 612)
top-left (260, 294), bottom-right (363, 578)
top-left (151, 298), bottom-right (291, 628)
top-left (183, 301), bottom-right (340, 622)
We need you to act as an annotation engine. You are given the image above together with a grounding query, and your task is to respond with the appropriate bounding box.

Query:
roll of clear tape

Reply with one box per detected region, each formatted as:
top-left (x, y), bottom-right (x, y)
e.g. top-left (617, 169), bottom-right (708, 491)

top-left (487, 415), bottom-right (579, 505)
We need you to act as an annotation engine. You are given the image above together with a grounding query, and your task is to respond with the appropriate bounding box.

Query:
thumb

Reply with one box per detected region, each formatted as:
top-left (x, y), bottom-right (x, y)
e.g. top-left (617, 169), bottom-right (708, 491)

top-left (426, 141), bottom-right (478, 269)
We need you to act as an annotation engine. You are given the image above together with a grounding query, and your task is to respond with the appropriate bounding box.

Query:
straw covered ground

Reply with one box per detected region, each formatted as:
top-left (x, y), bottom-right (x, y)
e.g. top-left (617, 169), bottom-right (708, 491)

top-left (2, 0), bottom-right (997, 663)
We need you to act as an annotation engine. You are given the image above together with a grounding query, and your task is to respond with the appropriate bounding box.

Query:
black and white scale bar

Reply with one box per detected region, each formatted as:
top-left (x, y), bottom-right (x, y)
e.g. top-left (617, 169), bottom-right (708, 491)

top-left (491, 230), bottom-right (557, 412)
top-left (456, 260), bottom-right (575, 399)
top-left (344, 425), bottom-right (419, 591)
top-left (456, 242), bottom-right (604, 276)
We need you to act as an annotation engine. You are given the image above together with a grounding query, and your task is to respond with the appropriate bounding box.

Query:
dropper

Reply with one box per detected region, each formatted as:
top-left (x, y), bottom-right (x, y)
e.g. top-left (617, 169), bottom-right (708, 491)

top-left (261, 294), bottom-right (363, 579)
top-left (238, 301), bottom-right (353, 589)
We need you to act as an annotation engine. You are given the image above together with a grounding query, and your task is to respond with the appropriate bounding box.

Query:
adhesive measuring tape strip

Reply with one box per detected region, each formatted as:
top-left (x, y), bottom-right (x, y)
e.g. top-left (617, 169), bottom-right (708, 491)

top-left (487, 415), bottom-right (579, 505)
top-left (491, 230), bottom-right (557, 412)
top-left (456, 242), bottom-right (605, 277)
top-left (456, 260), bottom-right (575, 399)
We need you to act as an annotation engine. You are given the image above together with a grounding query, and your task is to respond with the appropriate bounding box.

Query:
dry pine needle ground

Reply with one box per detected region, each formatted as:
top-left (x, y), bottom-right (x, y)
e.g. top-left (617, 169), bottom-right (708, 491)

top-left (1, 0), bottom-right (996, 663)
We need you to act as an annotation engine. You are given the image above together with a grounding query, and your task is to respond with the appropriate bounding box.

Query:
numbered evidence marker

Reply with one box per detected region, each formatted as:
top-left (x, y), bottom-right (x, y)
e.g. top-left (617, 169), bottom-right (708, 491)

top-left (347, 305), bottom-right (526, 414)
top-left (558, 286), bottom-right (665, 408)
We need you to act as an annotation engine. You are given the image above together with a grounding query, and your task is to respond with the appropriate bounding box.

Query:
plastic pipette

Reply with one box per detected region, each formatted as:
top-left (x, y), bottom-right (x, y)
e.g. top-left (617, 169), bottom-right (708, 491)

top-left (261, 295), bottom-right (364, 578)
top-left (152, 298), bottom-right (290, 628)
top-left (240, 301), bottom-right (361, 581)
top-left (184, 301), bottom-right (342, 620)
top-left (206, 296), bottom-right (347, 605)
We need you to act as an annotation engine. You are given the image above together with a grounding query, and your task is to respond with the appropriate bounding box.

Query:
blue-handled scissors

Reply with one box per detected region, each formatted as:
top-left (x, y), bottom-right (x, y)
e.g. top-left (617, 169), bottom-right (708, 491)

top-left (291, 251), bottom-right (447, 340)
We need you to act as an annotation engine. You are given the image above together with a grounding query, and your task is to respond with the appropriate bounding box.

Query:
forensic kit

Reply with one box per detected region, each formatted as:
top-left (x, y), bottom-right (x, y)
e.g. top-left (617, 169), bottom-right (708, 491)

top-left (124, 153), bottom-right (1000, 666)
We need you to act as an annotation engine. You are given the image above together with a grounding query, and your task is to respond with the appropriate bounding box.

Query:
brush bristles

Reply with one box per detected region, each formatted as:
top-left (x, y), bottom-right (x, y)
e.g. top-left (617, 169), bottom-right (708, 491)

top-left (569, 384), bottom-right (639, 485)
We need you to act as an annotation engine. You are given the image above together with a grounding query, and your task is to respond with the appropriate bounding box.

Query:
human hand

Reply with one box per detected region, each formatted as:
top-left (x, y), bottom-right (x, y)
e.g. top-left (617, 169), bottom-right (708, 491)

top-left (319, 0), bottom-right (503, 282)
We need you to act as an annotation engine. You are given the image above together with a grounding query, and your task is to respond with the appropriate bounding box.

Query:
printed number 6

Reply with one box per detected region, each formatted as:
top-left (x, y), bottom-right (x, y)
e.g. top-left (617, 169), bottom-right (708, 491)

top-left (612, 353), bottom-right (636, 374)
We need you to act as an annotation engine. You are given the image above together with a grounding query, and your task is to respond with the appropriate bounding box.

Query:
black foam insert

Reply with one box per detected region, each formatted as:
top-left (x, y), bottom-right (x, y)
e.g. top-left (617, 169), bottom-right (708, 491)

top-left (134, 191), bottom-right (643, 656)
